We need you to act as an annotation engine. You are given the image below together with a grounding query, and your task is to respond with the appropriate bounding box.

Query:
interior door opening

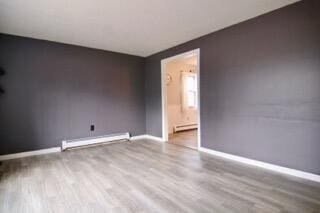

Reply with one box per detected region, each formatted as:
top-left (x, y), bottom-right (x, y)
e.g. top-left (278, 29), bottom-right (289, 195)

top-left (161, 49), bottom-right (200, 150)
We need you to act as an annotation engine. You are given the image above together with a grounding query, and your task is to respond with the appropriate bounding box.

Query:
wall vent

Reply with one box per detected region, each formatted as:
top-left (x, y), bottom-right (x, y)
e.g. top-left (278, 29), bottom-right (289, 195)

top-left (174, 124), bottom-right (198, 132)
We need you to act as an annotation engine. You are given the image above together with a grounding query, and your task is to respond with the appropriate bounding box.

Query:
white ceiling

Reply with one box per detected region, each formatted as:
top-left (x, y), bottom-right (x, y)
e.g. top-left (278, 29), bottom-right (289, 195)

top-left (0, 0), bottom-right (300, 57)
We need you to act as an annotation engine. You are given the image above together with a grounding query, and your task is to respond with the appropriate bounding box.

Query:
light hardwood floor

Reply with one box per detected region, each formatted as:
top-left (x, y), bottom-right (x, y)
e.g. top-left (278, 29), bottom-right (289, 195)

top-left (0, 139), bottom-right (320, 213)
top-left (168, 130), bottom-right (198, 149)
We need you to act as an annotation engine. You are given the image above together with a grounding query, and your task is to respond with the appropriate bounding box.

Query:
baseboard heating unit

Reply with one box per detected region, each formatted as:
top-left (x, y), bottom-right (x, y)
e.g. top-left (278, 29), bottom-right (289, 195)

top-left (174, 124), bottom-right (198, 132)
top-left (62, 132), bottom-right (130, 150)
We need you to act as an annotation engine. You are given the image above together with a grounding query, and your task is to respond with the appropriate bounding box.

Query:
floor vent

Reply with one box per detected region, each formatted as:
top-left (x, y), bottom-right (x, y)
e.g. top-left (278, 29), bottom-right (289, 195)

top-left (62, 132), bottom-right (130, 150)
top-left (174, 124), bottom-right (198, 132)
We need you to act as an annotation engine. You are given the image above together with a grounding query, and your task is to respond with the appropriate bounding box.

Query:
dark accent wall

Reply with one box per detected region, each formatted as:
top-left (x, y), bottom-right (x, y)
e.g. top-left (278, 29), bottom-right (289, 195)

top-left (145, 0), bottom-right (320, 174)
top-left (0, 34), bottom-right (145, 155)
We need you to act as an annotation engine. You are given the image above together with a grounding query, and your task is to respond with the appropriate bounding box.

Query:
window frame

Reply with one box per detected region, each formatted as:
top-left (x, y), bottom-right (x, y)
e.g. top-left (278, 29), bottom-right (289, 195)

top-left (184, 73), bottom-right (197, 109)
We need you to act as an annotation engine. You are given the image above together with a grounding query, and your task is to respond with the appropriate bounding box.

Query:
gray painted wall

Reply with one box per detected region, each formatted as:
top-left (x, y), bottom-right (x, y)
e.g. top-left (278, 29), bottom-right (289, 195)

top-left (0, 0), bottom-right (319, 175)
top-left (145, 0), bottom-right (320, 174)
top-left (0, 34), bottom-right (145, 155)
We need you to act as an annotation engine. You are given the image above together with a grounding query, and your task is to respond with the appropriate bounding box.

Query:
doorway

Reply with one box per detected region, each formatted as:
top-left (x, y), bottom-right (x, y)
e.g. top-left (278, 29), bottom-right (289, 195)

top-left (161, 49), bottom-right (200, 150)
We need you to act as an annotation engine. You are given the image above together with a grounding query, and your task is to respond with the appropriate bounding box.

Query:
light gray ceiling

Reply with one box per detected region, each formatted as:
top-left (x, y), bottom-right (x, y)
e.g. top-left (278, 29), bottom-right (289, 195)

top-left (0, 0), bottom-right (300, 57)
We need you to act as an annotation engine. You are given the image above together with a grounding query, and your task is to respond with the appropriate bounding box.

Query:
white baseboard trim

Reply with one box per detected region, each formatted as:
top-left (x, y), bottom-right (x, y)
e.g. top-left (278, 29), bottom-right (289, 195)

top-left (62, 132), bottom-right (130, 150)
top-left (130, 135), bottom-right (165, 142)
top-left (199, 147), bottom-right (320, 183)
top-left (130, 135), bottom-right (148, 140)
top-left (0, 147), bottom-right (61, 161)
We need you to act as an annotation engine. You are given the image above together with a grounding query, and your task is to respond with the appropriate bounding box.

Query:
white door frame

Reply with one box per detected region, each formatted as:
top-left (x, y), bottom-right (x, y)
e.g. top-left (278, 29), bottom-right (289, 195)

top-left (161, 48), bottom-right (201, 150)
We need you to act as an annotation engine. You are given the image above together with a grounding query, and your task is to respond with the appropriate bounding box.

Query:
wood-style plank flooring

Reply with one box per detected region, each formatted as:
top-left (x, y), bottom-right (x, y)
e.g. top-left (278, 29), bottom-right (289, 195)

top-left (1, 139), bottom-right (320, 213)
top-left (168, 130), bottom-right (198, 149)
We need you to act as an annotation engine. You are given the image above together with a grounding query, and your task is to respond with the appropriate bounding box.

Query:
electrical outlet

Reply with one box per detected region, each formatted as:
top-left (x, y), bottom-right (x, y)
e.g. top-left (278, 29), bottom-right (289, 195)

top-left (90, 125), bottom-right (95, 131)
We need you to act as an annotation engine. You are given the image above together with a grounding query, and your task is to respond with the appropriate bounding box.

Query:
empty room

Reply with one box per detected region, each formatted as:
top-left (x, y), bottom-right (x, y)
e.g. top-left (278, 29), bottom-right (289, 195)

top-left (0, 0), bottom-right (320, 212)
